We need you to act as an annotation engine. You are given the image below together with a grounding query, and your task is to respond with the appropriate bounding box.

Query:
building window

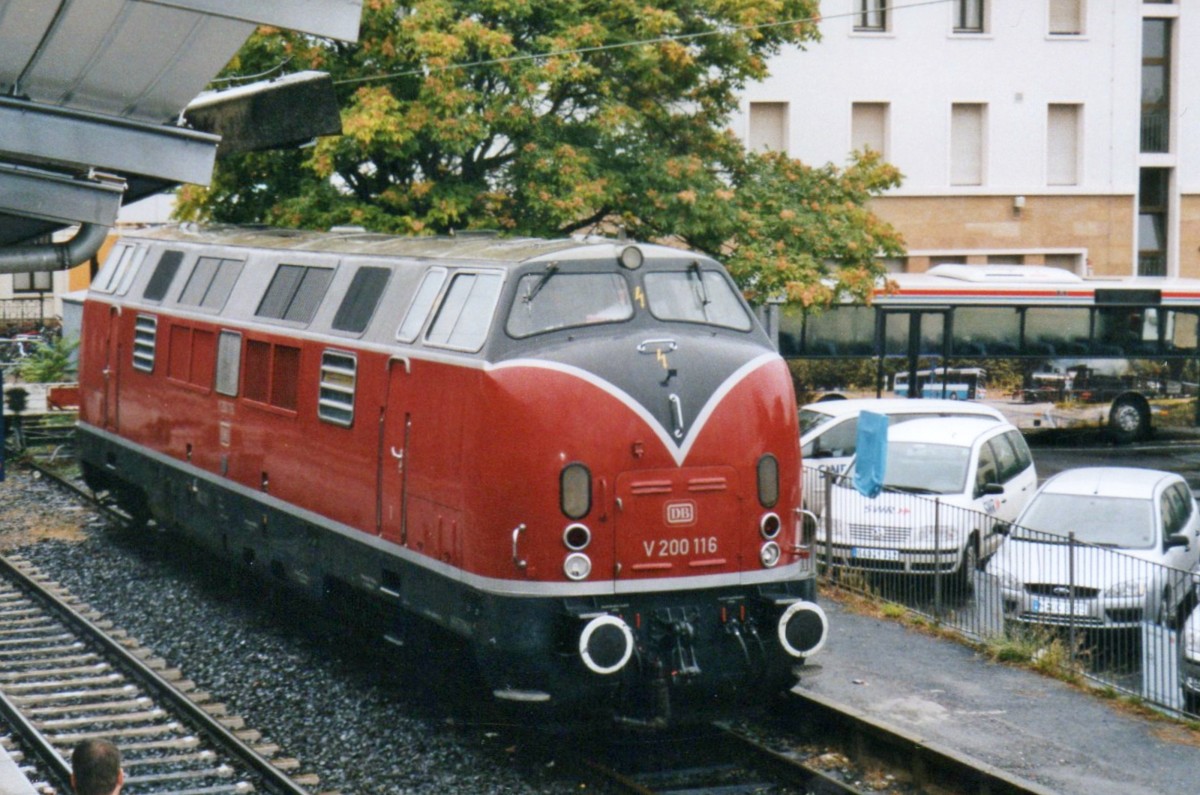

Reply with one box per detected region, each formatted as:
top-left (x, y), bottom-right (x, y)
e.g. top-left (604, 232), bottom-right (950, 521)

top-left (954, 0), bottom-right (985, 33)
top-left (12, 271), bottom-right (52, 293)
top-left (1138, 168), bottom-right (1170, 277)
top-left (1047, 104), bottom-right (1081, 186)
top-left (1048, 0), bottom-right (1084, 35)
top-left (1141, 18), bottom-right (1171, 153)
top-left (851, 102), bottom-right (889, 157)
top-left (748, 102), bottom-right (788, 153)
top-left (951, 103), bottom-right (985, 186)
top-left (855, 0), bottom-right (887, 32)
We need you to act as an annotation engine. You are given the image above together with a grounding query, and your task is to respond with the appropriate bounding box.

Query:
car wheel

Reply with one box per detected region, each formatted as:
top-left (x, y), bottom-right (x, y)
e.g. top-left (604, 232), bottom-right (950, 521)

top-left (956, 535), bottom-right (980, 590)
top-left (1186, 690), bottom-right (1200, 717)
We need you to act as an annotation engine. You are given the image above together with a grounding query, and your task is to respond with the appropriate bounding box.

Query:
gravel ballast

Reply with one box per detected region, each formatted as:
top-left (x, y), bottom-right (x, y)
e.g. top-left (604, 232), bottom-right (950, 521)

top-left (1, 466), bottom-right (588, 795)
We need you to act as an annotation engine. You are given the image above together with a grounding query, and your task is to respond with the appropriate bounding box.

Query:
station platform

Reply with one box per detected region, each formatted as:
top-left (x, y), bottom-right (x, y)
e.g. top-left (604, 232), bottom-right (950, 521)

top-left (796, 595), bottom-right (1200, 795)
top-left (0, 744), bottom-right (39, 795)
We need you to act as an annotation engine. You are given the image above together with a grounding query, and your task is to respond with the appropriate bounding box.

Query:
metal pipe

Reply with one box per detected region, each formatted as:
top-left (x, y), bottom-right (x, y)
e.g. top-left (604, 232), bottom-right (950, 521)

top-left (0, 223), bottom-right (109, 275)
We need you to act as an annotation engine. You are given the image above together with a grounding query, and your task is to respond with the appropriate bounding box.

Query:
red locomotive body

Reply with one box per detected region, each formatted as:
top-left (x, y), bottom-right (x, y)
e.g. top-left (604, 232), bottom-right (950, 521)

top-left (77, 226), bottom-right (826, 722)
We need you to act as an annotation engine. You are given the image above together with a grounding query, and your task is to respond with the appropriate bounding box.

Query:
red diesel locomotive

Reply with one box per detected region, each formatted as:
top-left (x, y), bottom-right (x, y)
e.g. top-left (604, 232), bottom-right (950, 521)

top-left (76, 225), bottom-right (827, 723)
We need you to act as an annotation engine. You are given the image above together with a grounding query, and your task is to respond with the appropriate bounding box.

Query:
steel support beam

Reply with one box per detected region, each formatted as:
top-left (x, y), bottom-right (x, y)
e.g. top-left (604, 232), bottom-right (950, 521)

top-left (139, 0), bottom-right (363, 41)
top-left (0, 166), bottom-right (123, 227)
top-left (0, 97), bottom-right (219, 187)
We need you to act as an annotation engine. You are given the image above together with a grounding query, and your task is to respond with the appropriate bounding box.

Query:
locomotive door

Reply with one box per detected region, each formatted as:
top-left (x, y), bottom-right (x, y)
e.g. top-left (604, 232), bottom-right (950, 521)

top-left (101, 305), bottom-right (122, 431)
top-left (613, 466), bottom-right (741, 590)
top-left (377, 357), bottom-right (412, 543)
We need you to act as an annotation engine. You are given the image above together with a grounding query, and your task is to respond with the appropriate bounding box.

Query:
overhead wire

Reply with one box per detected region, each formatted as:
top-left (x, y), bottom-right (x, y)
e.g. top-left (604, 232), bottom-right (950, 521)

top-left (331, 0), bottom-right (954, 87)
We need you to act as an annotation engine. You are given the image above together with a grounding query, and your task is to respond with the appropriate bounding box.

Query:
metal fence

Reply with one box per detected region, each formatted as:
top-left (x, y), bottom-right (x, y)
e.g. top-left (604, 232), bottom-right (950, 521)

top-left (806, 465), bottom-right (1200, 719)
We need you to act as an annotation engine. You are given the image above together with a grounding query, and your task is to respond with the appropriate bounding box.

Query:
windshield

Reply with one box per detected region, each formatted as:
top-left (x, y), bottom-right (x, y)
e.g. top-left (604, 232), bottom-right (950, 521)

top-left (1013, 494), bottom-right (1155, 548)
top-left (799, 408), bottom-right (836, 436)
top-left (506, 272), bottom-right (634, 338)
top-left (643, 269), bottom-right (752, 330)
top-left (846, 441), bottom-right (971, 495)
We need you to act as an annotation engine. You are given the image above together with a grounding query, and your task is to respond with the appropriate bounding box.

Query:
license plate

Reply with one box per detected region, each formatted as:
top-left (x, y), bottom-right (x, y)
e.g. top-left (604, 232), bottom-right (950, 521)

top-left (1032, 597), bottom-right (1090, 616)
top-left (850, 547), bottom-right (900, 561)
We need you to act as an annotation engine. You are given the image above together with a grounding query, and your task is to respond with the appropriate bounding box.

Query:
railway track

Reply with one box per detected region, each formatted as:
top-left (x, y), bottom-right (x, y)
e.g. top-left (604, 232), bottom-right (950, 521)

top-left (0, 547), bottom-right (326, 794)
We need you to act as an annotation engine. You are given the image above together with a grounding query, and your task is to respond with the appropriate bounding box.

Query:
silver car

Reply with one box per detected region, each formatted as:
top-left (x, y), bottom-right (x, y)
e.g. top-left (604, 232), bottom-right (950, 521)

top-left (988, 467), bottom-right (1200, 630)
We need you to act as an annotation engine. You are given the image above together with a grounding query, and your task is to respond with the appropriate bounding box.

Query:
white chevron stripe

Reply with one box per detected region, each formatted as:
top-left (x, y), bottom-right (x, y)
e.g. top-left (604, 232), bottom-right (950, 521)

top-left (489, 352), bottom-right (783, 466)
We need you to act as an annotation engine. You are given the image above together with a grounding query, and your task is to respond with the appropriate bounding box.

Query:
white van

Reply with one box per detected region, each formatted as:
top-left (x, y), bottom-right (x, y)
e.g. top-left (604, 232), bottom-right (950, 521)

top-left (800, 398), bottom-right (1006, 512)
top-left (820, 417), bottom-right (1036, 581)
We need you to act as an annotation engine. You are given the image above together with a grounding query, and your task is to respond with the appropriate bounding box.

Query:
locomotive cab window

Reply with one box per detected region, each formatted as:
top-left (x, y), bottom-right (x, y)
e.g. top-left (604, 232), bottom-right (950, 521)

top-left (257, 264), bottom-right (335, 324)
top-left (397, 267), bottom-right (448, 343)
top-left (644, 265), bottom-right (752, 331)
top-left (506, 272), bottom-right (633, 338)
top-left (93, 244), bottom-right (148, 295)
top-left (425, 271), bottom-right (504, 352)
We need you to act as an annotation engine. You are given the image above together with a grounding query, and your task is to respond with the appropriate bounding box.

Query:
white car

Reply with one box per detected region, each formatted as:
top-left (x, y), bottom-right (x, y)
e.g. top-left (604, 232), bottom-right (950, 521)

top-left (800, 398), bottom-right (1006, 514)
top-left (989, 467), bottom-right (1200, 631)
top-left (819, 417), bottom-right (1036, 580)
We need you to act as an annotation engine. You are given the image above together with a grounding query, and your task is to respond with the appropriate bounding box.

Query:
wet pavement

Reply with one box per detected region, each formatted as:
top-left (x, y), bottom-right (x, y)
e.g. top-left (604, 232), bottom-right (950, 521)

top-left (796, 595), bottom-right (1200, 794)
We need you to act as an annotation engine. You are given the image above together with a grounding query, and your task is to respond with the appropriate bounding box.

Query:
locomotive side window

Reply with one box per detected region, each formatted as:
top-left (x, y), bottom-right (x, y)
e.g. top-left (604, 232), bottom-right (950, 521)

top-left (215, 330), bottom-right (241, 397)
top-left (397, 267), bottom-right (448, 343)
top-left (318, 350), bottom-right (357, 427)
top-left (179, 257), bottom-right (244, 310)
top-left (332, 267), bottom-right (390, 334)
top-left (506, 272), bottom-right (633, 338)
top-left (142, 250), bottom-right (184, 302)
top-left (257, 264), bottom-right (335, 324)
top-left (93, 244), bottom-right (148, 295)
top-left (643, 266), bottom-right (752, 331)
top-left (132, 314), bottom-right (158, 373)
top-left (425, 271), bottom-right (504, 351)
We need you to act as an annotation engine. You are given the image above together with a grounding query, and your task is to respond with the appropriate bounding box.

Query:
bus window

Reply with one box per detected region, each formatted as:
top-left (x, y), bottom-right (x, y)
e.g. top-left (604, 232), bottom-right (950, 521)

top-left (800, 306), bottom-right (874, 356)
top-left (1168, 311), bottom-right (1199, 353)
top-left (952, 307), bottom-right (1021, 356)
top-left (1023, 307), bottom-right (1090, 355)
top-left (1095, 306), bottom-right (1159, 355)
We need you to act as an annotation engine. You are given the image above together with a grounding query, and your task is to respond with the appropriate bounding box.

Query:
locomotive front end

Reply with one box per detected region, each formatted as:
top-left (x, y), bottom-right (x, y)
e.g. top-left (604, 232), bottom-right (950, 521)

top-left (475, 243), bottom-right (828, 723)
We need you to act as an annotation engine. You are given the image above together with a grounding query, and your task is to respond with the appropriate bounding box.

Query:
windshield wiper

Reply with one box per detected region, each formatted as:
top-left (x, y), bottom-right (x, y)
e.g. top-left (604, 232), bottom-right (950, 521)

top-left (688, 261), bottom-right (711, 310)
top-left (524, 262), bottom-right (559, 304)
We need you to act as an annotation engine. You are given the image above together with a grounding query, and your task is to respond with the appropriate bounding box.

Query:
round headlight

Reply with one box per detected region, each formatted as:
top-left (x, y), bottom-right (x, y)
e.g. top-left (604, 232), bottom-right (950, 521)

top-left (760, 512), bottom-right (782, 539)
top-left (563, 523), bottom-right (591, 550)
top-left (564, 552), bottom-right (592, 581)
top-left (618, 245), bottom-right (644, 269)
top-left (760, 541), bottom-right (781, 568)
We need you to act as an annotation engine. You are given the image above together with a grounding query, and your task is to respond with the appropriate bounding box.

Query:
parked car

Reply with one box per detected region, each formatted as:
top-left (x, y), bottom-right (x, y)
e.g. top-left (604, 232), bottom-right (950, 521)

top-left (988, 467), bottom-right (1200, 631)
top-left (819, 416), bottom-right (1035, 581)
top-left (800, 398), bottom-right (1006, 514)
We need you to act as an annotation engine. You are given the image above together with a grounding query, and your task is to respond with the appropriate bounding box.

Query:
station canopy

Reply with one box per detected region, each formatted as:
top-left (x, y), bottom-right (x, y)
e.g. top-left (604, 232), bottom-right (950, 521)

top-left (0, 0), bottom-right (362, 249)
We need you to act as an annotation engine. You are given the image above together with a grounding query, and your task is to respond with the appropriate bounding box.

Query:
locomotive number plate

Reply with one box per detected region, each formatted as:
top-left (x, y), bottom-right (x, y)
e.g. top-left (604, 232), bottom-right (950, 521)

top-left (642, 537), bottom-right (719, 557)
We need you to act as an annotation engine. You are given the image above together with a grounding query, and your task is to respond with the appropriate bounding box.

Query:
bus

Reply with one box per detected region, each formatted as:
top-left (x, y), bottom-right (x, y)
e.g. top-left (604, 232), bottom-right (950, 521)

top-left (892, 366), bottom-right (987, 400)
top-left (778, 264), bottom-right (1200, 443)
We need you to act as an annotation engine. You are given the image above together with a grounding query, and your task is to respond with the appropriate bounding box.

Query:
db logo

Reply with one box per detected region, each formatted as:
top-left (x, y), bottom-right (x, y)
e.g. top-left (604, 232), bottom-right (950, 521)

top-left (665, 500), bottom-right (696, 526)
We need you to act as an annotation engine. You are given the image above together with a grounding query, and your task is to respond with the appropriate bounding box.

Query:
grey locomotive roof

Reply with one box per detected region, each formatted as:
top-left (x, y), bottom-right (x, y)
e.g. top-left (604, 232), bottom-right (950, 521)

top-left (125, 224), bottom-right (703, 267)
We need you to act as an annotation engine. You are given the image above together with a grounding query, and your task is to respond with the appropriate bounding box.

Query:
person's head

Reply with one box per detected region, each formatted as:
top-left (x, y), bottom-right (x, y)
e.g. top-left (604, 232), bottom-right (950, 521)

top-left (71, 739), bottom-right (123, 795)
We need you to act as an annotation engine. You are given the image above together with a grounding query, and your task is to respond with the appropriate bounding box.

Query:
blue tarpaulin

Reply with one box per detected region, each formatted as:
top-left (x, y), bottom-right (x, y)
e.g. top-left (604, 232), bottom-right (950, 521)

top-left (853, 410), bottom-right (888, 498)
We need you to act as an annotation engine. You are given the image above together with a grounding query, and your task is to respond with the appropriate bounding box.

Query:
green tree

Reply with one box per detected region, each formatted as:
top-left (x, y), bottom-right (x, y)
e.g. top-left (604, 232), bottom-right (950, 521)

top-left (177, 0), bottom-right (904, 305)
top-left (18, 337), bottom-right (79, 383)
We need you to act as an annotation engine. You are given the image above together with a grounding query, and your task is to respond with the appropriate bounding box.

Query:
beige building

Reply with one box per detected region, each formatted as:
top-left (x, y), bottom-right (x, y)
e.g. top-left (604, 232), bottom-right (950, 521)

top-left (737, 1), bottom-right (1197, 278)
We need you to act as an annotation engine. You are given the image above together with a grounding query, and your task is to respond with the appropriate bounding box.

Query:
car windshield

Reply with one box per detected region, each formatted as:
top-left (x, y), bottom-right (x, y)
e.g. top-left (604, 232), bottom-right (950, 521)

top-left (799, 409), bottom-right (836, 436)
top-left (642, 268), bottom-right (753, 331)
top-left (845, 441), bottom-right (971, 495)
top-left (506, 272), bottom-right (634, 338)
top-left (1012, 494), bottom-right (1155, 548)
